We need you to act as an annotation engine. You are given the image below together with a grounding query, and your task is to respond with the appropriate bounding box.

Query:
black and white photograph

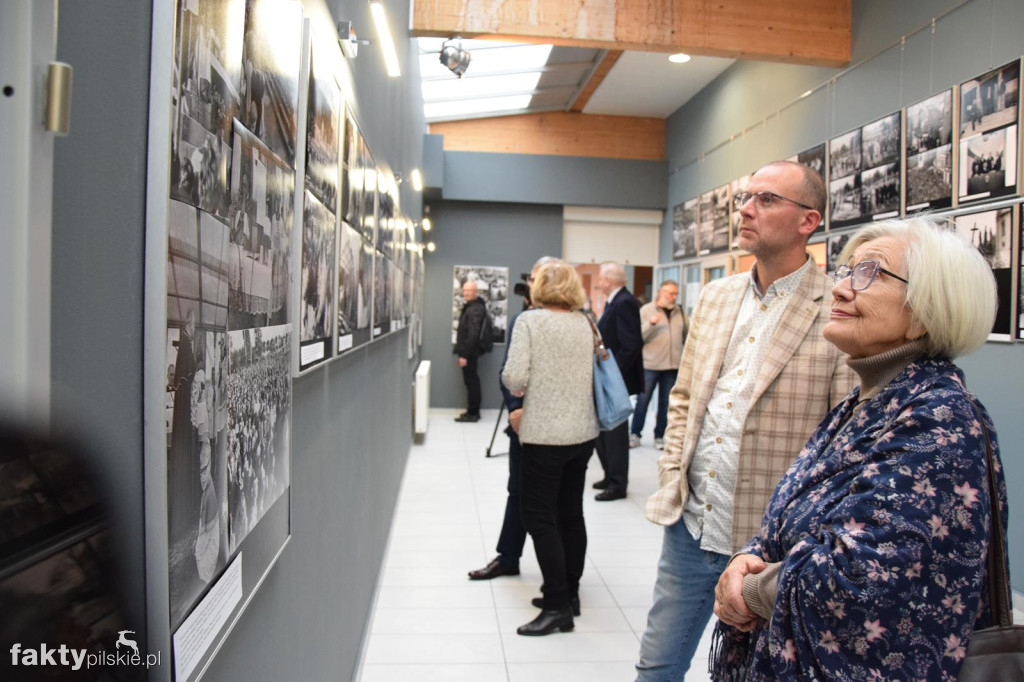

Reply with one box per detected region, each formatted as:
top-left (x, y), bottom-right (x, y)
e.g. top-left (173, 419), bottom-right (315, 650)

top-left (960, 59), bottom-right (1019, 137)
top-left (861, 162), bottom-right (900, 218)
top-left (299, 190), bottom-right (336, 368)
top-left (452, 265), bottom-right (509, 346)
top-left (361, 147), bottom-right (378, 245)
top-left (907, 89), bottom-right (953, 157)
top-left (373, 250), bottom-right (388, 337)
top-left (906, 90), bottom-right (953, 211)
top-left (227, 123), bottom-right (294, 330)
top-left (828, 128), bottom-right (862, 180)
top-left (826, 231), bottom-right (852, 274)
top-left (165, 319), bottom-right (230, 630)
top-left (959, 124), bottom-right (1018, 202)
top-left (304, 38), bottom-right (341, 211)
top-left (1019, 206), bottom-right (1024, 340)
top-left (226, 323), bottom-right (292, 552)
top-left (697, 190), bottom-right (714, 255)
top-left (788, 145), bottom-right (826, 231)
top-left (391, 259), bottom-right (405, 331)
top-left (954, 207), bottom-right (1015, 341)
top-left (377, 172), bottom-right (396, 260)
top-left (336, 223), bottom-right (369, 352)
top-left (708, 184), bottom-right (731, 253)
top-left (729, 174), bottom-right (750, 243)
top-left (168, 200), bottom-right (233, 331)
top-left (341, 109), bottom-right (362, 231)
top-left (169, 0), bottom-right (245, 218)
top-left (862, 112), bottom-right (901, 168)
top-left (829, 173), bottom-right (862, 225)
top-left (240, 0), bottom-right (302, 166)
top-left (672, 198), bottom-right (698, 259)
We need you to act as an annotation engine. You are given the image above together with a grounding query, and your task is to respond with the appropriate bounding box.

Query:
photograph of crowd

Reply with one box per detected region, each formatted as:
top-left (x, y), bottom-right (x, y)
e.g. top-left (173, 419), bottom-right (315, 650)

top-left (341, 110), bottom-right (363, 232)
top-left (861, 112), bottom-right (900, 168)
top-left (336, 223), bottom-right (364, 349)
top-left (373, 250), bottom-right (389, 336)
top-left (169, 0), bottom-right (244, 219)
top-left (165, 317), bottom-right (230, 629)
top-left (226, 324), bottom-right (292, 553)
top-left (960, 125), bottom-right (1017, 202)
top-left (227, 124), bottom-right (293, 330)
top-left (829, 128), bottom-right (864, 227)
top-left (906, 89), bottom-right (954, 211)
top-left (299, 190), bottom-right (336, 348)
top-left (861, 162), bottom-right (900, 218)
top-left (452, 265), bottom-right (509, 345)
top-left (240, 0), bottom-right (302, 167)
top-left (672, 198), bottom-right (699, 259)
top-left (304, 42), bottom-right (340, 212)
top-left (960, 59), bottom-right (1019, 137)
top-left (826, 231), bottom-right (852, 274)
top-left (829, 174), bottom-right (862, 224)
top-left (828, 128), bottom-right (862, 180)
top-left (955, 208), bottom-right (1016, 340)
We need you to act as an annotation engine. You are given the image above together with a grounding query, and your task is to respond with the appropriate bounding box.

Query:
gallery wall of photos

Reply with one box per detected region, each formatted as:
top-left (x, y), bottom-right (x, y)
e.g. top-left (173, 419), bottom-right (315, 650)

top-left (146, 1), bottom-right (426, 681)
top-left (664, 57), bottom-right (1024, 344)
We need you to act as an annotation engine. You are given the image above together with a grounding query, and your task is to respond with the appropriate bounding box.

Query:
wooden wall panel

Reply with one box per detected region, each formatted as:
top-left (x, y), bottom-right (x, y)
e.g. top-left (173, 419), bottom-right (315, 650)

top-left (429, 112), bottom-right (664, 161)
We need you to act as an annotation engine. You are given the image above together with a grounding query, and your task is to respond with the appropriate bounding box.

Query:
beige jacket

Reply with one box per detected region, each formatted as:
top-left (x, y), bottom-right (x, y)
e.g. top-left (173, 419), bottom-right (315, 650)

top-left (645, 265), bottom-right (855, 552)
top-left (640, 302), bottom-right (687, 371)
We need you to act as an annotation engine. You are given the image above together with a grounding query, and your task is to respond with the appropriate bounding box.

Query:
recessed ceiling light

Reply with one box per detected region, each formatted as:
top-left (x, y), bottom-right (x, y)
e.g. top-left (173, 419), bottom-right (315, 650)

top-left (668, 53), bottom-right (691, 64)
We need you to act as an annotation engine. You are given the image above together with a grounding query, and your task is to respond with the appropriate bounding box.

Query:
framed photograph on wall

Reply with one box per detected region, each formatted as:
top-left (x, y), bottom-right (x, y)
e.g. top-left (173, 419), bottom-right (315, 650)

top-left (336, 222), bottom-right (372, 353)
top-left (825, 230), bottom-right (853, 274)
top-left (953, 206), bottom-right (1016, 341)
top-left (372, 249), bottom-right (387, 338)
top-left (298, 190), bottom-right (336, 370)
top-left (788, 144), bottom-right (826, 232)
top-left (304, 34), bottom-right (341, 213)
top-left (452, 265), bottom-right (510, 346)
top-left (341, 108), bottom-right (361, 231)
top-left (828, 127), bottom-right (863, 228)
top-left (958, 59), bottom-right (1020, 204)
top-left (905, 89), bottom-right (954, 212)
top-left (860, 112), bottom-right (901, 221)
top-left (671, 198), bottom-right (699, 259)
top-left (729, 175), bottom-right (750, 244)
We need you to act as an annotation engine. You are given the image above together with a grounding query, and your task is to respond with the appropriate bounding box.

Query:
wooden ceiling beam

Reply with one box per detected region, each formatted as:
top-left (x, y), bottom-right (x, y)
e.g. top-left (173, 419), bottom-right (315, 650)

top-left (570, 50), bottom-right (622, 113)
top-left (412, 0), bottom-right (851, 67)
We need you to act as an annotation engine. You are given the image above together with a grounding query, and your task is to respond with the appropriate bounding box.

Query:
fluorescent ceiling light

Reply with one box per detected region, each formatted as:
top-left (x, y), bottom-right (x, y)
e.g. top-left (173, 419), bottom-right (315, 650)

top-left (424, 94), bottom-right (532, 120)
top-left (422, 72), bottom-right (542, 102)
top-left (370, 2), bottom-right (401, 78)
top-left (668, 53), bottom-right (691, 63)
top-left (411, 169), bottom-right (423, 191)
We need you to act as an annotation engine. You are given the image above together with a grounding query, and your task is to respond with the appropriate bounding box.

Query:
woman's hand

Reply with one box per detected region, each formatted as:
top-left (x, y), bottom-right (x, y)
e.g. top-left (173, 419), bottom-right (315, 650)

top-left (713, 554), bottom-right (765, 631)
top-left (509, 408), bottom-right (523, 433)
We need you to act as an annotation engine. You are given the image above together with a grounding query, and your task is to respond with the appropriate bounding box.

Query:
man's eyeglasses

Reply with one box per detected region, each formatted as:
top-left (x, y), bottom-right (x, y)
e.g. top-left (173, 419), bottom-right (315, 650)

top-left (833, 260), bottom-right (909, 291)
top-left (733, 190), bottom-right (816, 212)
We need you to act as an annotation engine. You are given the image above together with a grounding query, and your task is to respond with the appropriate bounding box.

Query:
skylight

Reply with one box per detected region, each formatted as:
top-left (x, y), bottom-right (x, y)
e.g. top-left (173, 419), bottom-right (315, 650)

top-left (418, 39), bottom-right (554, 122)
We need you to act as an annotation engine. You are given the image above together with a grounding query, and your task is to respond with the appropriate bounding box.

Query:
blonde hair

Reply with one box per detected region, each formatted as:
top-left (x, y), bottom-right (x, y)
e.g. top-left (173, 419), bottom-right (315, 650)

top-left (839, 217), bottom-right (997, 358)
top-left (531, 261), bottom-right (586, 310)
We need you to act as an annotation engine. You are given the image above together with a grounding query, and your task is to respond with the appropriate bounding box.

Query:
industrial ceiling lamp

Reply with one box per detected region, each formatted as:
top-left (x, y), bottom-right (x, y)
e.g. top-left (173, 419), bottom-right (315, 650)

top-left (439, 39), bottom-right (471, 78)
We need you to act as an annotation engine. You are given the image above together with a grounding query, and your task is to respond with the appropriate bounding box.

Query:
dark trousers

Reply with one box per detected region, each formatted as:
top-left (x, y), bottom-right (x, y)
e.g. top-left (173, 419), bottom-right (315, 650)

top-left (461, 356), bottom-right (480, 415)
top-left (595, 421), bottom-right (629, 492)
top-left (495, 428), bottom-right (527, 566)
top-left (520, 439), bottom-right (595, 610)
top-left (631, 369), bottom-right (677, 439)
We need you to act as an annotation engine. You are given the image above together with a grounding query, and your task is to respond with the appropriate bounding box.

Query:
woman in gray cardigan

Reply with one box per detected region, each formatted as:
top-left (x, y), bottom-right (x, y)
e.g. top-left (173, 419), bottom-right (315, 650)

top-left (502, 260), bottom-right (600, 636)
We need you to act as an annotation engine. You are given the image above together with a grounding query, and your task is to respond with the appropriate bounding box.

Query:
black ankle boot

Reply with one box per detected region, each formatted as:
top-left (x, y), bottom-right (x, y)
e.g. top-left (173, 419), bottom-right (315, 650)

top-left (531, 596), bottom-right (580, 616)
top-left (516, 608), bottom-right (574, 636)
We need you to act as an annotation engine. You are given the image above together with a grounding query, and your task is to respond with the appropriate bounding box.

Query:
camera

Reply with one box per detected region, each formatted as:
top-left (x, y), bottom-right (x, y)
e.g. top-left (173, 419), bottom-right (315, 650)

top-left (513, 272), bottom-right (530, 298)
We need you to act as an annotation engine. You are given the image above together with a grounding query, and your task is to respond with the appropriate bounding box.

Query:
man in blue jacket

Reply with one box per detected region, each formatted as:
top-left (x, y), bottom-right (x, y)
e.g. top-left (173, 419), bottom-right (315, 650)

top-left (593, 262), bottom-right (644, 500)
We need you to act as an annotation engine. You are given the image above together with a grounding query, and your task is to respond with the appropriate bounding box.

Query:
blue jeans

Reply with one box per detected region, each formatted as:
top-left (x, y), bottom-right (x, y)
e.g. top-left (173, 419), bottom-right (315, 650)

top-left (635, 522), bottom-right (730, 681)
top-left (631, 370), bottom-right (677, 439)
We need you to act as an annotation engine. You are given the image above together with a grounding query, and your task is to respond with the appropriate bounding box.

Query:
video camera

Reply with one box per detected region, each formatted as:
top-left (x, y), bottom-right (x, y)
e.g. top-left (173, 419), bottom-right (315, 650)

top-left (513, 272), bottom-right (530, 299)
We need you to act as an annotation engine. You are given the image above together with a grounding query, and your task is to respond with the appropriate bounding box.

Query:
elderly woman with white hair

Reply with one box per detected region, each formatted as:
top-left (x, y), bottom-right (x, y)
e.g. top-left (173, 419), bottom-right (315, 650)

top-left (710, 217), bottom-right (1010, 681)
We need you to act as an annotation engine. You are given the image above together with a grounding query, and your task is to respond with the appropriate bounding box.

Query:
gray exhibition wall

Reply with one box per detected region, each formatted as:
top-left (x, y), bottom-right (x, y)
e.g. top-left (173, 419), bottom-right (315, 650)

top-left (423, 201), bottom-right (564, 410)
top-left (51, 0), bottom-right (422, 680)
top-left (660, 0), bottom-right (1024, 582)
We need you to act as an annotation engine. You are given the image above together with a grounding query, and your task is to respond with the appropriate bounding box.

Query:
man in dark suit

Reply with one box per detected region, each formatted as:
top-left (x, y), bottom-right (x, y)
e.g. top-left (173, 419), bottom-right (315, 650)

top-left (593, 262), bottom-right (644, 500)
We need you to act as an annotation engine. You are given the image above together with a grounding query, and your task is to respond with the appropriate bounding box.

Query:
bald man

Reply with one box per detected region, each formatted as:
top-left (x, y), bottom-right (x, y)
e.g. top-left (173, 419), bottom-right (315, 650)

top-left (454, 279), bottom-right (487, 422)
top-left (592, 262), bottom-right (644, 500)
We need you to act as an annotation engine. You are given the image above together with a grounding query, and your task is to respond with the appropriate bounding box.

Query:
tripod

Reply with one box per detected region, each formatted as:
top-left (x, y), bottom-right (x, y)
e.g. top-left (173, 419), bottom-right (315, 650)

top-left (485, 402), bottom-right (508, 458)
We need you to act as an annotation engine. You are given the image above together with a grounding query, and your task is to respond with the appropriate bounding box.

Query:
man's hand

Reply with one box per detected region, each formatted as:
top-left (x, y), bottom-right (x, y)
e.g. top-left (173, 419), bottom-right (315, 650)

top-left (508, 408), bottom-right (523, 433)
top-left (457, 357), bottom-right (468, 367)
top-left (649, 311), bottom-right (664, 325)
top-left (713, 554), bottom-right (765, 631)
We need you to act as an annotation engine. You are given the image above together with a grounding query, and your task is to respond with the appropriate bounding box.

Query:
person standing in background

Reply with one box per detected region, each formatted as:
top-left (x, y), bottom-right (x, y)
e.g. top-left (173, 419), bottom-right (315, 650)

top-left (453, 280), bottom-right (486, 423)
top-left (592, 262), bottom-right (644, 501)
top-left (630, 280), bottom-right (687, 450)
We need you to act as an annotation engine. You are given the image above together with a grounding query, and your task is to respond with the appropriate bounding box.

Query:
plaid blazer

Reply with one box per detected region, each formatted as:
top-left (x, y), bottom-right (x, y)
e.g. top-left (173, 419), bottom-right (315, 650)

top-left (645, 264), bottom-right (855, 552)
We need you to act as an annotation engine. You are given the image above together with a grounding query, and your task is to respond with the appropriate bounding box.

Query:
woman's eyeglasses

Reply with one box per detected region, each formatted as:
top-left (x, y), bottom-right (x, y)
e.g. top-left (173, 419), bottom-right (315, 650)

top-left (833, 260), bottom-right (909, 291)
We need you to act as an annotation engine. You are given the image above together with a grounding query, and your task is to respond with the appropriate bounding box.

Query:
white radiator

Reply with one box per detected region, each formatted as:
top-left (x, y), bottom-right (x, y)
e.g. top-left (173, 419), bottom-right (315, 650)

top-left (414, 360), bottom-right (431, 436)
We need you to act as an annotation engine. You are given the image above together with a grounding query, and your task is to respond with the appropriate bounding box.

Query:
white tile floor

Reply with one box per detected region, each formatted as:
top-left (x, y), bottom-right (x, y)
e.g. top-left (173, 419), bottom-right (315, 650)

top-left (357, 408), bottom-right (717, 682)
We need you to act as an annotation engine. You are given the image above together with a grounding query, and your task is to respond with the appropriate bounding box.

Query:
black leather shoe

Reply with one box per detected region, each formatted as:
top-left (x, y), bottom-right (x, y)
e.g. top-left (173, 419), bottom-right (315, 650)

top-left (595, 489), bottom-right (626, 501)
top-left (516, 608), bottom-right (574, 636)
top-left (531, 596), bottom-right (580, 616)
top-left (454, 413), bottom-right (480, 423)
top-left (592, 479), bottom-right (609, 490)
top-left (468, 557), bottom-right (520, 580)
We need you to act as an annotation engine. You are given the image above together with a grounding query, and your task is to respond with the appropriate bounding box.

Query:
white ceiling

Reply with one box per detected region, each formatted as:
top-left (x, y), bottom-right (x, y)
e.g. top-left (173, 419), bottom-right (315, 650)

top-left (583, 51), bottom-right (735, 118)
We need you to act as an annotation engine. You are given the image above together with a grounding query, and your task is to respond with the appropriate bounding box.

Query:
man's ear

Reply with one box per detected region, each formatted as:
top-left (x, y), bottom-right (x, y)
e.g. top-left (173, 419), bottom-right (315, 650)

top-left (797, 210), bottom-right (823, 238)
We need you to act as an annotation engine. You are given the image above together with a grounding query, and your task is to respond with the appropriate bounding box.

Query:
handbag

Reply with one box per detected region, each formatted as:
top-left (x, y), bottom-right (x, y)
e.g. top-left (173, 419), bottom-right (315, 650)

top-left (957, 401), bottom-right (1024, 681)
top-left (584, 313), bottom-right (633, 431)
